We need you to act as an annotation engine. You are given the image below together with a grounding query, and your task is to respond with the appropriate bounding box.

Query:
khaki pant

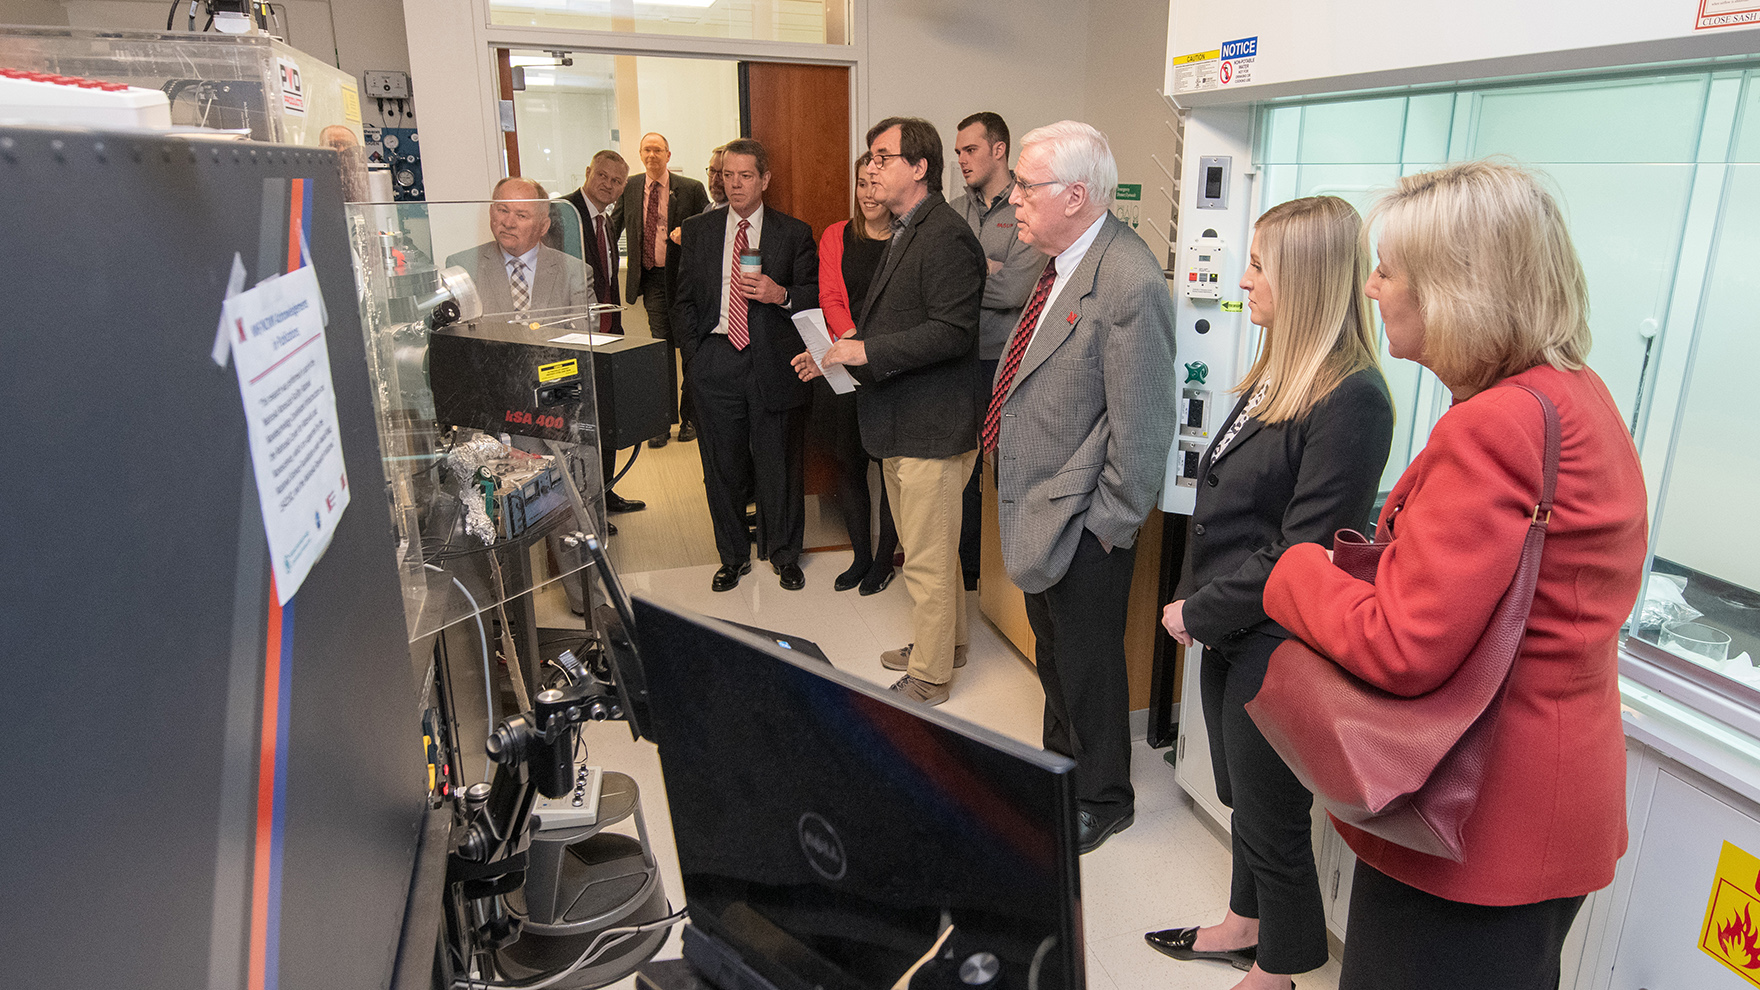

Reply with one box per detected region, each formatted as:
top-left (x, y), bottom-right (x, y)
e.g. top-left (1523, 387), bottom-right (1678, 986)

top-left (882, 450), bottom-right (976, 685)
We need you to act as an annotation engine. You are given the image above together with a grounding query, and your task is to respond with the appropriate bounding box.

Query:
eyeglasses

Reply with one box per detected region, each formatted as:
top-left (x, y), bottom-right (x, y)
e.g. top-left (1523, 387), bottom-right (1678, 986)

top-left (869, 151), bottom-right (907, 169)
top-left (1014, 177), bottom-right (1066, 197)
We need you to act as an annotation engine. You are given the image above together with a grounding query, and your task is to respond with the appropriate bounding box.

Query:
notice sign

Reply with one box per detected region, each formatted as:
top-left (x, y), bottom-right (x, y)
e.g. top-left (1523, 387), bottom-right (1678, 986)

top-left (1699, 0), bottom-right (1760, 29)
top-left (1701, 841), bottom-right (1760, 986)
top-left (1219, 36), bottom-right (1258, 87)
top-left (223, 263), bottom-right (350, 605)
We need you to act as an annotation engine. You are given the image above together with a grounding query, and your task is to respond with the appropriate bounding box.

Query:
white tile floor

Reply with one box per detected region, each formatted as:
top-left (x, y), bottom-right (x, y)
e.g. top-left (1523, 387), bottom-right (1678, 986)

top-left (563, 550), bottom-right (1343, 990)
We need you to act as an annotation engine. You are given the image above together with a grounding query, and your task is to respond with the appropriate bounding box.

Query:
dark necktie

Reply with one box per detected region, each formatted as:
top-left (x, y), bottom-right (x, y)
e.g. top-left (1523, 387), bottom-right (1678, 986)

top-left (509, 257), bottom-right (530, 314)
top-left (594, 213), bottom-right (617, 333)
top-left (981, 262), bottom-right (1059, 452)
top-left (727, 219), bottom-right (751, 350)
top-left (643, 180), bottom-right (661, 270)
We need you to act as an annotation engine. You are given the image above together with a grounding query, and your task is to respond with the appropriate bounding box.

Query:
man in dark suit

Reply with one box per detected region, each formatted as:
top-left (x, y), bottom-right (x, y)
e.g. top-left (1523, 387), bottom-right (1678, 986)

top-left (555, 150), bottom-right (646, 518)
top-left (616, 132), bottom-right (709, 448)
top-left (673, 138), bottom-right (818, 593)
top-left (990, 121), bottom-right (1178, 852)
top-left (796, 116), bottom-right (987, 707)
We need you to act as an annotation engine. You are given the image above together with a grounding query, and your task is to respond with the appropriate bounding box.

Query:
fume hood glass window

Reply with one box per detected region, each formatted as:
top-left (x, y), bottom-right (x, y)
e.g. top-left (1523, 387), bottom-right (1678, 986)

top-left (1255, 68), bottom-right (1760, 711)
top-left (489, 0), bottom-right (849, 44)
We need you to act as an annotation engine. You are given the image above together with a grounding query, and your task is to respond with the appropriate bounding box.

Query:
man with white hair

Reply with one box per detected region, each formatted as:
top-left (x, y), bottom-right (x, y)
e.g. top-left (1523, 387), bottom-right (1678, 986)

top-left (989, 121), bottom-right (1177, 853)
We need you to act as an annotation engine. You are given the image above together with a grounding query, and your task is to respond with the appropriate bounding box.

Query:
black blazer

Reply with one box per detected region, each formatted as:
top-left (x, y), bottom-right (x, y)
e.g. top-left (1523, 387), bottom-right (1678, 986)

top-left (559, 188), bottom-right (622, 333)
top-left (614, 172), bottom-right (710, 308)
top-left (1174, 366), bottom-right (1394, 645)
top-left (849, 192), bottom-right (987, 459)
top-left (671, 204), bottom-right (818, 412)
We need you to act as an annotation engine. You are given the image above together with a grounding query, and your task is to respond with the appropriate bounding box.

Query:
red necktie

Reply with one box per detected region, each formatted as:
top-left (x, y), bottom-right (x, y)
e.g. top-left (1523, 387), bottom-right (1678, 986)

top-left (643, 180), bottom-right (661, 270)
top-left (595, 213), bottom-right (615, 333)
top-left (727, 219), bottom-right (751, 350)
top-left (981, 262), bottom-right (1059, 453)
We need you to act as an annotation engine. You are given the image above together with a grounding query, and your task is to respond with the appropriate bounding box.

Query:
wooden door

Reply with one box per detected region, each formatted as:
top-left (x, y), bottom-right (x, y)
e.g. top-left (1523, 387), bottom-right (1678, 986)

top-left (740, 62), bottom-right (851, 238)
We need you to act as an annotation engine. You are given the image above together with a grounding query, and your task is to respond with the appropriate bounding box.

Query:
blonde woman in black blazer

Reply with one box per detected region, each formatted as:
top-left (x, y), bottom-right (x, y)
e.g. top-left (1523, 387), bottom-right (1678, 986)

top-left (1147, 196), bottom-right (1394, 990)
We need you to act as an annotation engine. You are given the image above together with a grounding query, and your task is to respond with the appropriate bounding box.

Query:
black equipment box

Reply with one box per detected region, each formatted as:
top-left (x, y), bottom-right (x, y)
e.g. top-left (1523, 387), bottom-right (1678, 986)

top-left (429, 322), bottom-right (671, 450)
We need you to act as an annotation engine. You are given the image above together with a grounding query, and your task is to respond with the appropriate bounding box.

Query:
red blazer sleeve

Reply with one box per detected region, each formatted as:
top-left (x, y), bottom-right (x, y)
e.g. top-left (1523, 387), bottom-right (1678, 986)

top-left (1265, 388), bottom-right (1547, 696)
top-left (818, 221), bottom-right (857, 339)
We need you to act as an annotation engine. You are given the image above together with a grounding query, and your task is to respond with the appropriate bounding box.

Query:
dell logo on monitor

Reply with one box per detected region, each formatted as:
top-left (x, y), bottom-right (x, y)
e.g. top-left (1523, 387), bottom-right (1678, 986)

top-left (797, 812), bottom-right (848, 881)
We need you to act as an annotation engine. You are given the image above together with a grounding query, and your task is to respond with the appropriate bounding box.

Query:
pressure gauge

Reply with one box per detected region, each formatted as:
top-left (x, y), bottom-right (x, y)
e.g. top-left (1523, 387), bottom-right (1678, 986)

top-left (382, 133), bottom-right (400, 151)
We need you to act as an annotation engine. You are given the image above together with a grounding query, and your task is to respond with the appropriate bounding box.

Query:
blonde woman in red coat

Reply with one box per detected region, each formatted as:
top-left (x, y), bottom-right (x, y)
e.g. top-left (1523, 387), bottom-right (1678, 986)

top-left (1264, 160), bottom-right (1648, 990)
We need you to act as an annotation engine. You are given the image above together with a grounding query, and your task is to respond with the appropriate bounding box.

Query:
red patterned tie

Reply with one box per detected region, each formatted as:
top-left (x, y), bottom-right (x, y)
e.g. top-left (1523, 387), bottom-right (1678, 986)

top-left (981, 262), bottom-right (1059, 452)
top-left (727, 219), bottom-right (751, 350)
top-left (643, 180), bottom-right (661, 269)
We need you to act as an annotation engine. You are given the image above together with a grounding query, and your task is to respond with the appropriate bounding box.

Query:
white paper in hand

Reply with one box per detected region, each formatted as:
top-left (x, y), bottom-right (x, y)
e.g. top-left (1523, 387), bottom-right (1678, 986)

top-left (790, 308), bottom-right (856, 394)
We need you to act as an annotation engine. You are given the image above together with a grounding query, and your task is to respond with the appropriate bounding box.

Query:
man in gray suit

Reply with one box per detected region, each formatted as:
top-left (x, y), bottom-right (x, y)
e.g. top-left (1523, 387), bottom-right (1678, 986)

top-left (989, 121), bottom-right (1177, 853)
top-left (446, 176), bottom-right (592, 316)
top-left (446, 177), bottom-right (603, 605)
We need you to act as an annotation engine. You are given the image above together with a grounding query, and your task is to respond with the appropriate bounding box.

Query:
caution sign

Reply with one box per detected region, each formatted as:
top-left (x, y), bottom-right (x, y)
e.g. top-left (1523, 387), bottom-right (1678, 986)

top-left (537, 358), bottom-right (579, 384)
top-left (1702, 841), bottom-right (1760, 986)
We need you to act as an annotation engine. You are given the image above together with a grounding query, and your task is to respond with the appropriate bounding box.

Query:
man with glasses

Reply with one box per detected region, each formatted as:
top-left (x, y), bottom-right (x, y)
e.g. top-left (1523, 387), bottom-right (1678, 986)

top-left (793, 116), bottom-right (986, 707)
top-left (990, 121), bottom-right (1177, 852)
top-left (615, 132), bottom-right (709, 447)
top-left (952, 110), bottom-right (1046, 594)
top-left (673, 139), bottom-right (818, 593)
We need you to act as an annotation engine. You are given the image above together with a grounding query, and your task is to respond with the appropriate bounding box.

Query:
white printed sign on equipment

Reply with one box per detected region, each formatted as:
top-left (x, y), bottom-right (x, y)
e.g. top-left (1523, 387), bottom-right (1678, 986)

top-left (222, 262), bottom-right (350, 604)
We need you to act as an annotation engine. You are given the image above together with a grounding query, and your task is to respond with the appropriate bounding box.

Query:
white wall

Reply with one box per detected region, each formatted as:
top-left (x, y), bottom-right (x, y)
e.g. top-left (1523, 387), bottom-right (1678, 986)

top-left (1082, 0), bottom-right (1181, 263)
top-left (1164, 0), bottom-right (1760, 105)
top-left (863, 0), bottom-right (1090, 195)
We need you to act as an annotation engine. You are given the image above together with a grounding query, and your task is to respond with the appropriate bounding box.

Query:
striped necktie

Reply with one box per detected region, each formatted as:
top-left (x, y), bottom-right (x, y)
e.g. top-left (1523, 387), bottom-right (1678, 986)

top-left (727, 219), bottom-right (751, 350)
top-left (981, 262), bottom-right (1059, 452)
top-left (509, 257), bottom-right (530, 314)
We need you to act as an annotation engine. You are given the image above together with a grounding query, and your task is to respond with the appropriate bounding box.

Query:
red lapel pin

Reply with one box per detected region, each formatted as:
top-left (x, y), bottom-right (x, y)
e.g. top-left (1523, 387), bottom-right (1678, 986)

top-left (1067, 311), bottom-right (1077, 324)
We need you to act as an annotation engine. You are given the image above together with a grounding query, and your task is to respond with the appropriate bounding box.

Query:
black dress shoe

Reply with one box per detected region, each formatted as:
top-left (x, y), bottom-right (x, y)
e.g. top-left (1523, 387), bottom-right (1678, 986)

top-left (711, 561), bottom-right (751, 592)
top-left (1143, 927), bottom-right (1257, 972)
top-left (606, 491), bottom-right (646, 513)
top-left (833, 559), bottom-right (871, 592)
top-left (775, 562), bottom-right (805, 591)
top-left (858, 566), bottom-right (895, 596)
top-left (676, 422), bottom-right (698, 443)
top-left (1077, 808), bottom-right (1134, 854)
top-left (648, 434), bottom-right (669, 449)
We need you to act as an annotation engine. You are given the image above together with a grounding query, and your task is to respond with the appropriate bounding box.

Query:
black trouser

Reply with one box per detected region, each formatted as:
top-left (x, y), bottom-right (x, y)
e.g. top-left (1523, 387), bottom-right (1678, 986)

top-left (689, 335), bottom-right (803, 568)
top-left (1022, 528), bottom-right (1136, 814)
top-left (813, 378), bottom-right (897, 570)
top-left (1340, 860), bottom-right (1585, 990)
top-left (1201, 630), bottom-right (1328, 975)
top-left (638, 266), bottom-right (694, 431)
top-left (958, 358), bottom-right (1000, 584)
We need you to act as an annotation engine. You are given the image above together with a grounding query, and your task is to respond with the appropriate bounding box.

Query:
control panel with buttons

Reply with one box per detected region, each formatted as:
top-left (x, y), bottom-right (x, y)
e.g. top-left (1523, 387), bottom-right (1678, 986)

top-left (531, 764), bottom-right (603, 831)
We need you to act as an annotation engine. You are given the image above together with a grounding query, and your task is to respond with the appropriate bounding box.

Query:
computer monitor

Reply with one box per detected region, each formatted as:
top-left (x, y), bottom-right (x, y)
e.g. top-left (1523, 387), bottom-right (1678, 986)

top-left (633, 596), bottom-right (1084, 990)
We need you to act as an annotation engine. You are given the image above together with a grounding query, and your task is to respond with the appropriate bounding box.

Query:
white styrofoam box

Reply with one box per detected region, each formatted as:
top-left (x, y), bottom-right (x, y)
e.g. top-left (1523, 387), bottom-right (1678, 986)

top-left (0, 69), bottom-right (173, 129)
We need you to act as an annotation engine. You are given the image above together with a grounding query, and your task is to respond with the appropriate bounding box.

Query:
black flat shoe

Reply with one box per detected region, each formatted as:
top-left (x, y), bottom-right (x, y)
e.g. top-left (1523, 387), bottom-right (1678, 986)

top-left (676, 423), bottom-right (698, 443)
top-left (1143, 927), bottom-right (1257, 972)
top-left (711, 561), bottom-right (751, 592)
top-left (1077, 808), bottom-right (1134, 853)
top-left (858, 566), bottom-right (895, 596)
top-left (775, 562), bottom-right (805, 591)
top-left (834, 560), bottom-right (870, 592)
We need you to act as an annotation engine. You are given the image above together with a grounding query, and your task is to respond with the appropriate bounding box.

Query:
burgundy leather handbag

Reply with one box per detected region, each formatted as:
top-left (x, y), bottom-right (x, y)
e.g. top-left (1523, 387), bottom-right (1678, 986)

top-left (1245, 384), bottom-right (1560, 862)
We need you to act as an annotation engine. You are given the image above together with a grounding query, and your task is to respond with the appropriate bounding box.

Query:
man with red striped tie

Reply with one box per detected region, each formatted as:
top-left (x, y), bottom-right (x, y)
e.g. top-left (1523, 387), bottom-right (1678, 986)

top-left (672, 138), bottom-right (819, 593)
top-left (992, 121), bottom-right (1178, 853)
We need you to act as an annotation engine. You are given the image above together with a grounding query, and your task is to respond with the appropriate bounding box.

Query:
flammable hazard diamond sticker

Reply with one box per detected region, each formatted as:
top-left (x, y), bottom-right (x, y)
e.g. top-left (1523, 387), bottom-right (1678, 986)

top-left (1703, 841), bottom-right (1760, 986)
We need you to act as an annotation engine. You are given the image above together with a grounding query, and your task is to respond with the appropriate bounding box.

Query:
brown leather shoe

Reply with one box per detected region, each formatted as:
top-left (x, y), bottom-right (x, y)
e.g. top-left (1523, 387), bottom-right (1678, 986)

top-left (880, 643), bottom-right (967, 671)
top-left (887, 674), bottom-right (949, 706)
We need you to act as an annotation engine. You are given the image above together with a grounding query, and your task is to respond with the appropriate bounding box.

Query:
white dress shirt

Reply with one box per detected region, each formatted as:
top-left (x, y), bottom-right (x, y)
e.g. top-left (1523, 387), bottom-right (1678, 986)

top-left (711, 205), bottom-right (765, 337)
top-left (1020, 212), bottom-right (1107, 347)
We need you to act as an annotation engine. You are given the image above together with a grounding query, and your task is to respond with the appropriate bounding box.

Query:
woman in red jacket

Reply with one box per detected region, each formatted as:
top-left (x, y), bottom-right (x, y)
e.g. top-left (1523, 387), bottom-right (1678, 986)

top-left (1263, 160), bottom-right (1648, 990)
top-left (816, 153), bottom-right (898, 594)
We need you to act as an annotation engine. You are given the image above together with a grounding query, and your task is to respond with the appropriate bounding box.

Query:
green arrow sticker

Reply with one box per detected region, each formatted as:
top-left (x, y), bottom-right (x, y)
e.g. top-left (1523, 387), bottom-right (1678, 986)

top-left (1221, 300), bottom-right (1244, 312)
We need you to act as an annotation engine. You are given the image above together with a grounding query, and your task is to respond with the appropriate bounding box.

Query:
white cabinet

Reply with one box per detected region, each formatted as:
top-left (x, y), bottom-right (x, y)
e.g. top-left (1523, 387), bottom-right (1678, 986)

top-left (1174, 643), bottom-right (1231, 833)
